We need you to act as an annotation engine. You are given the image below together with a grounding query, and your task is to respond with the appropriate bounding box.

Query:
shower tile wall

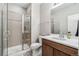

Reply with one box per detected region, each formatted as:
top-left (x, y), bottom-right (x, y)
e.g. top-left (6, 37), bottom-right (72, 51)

top-left (8, 11), bottom-right (22, 47)
top-left (7, 3), bottom-right (28, 48)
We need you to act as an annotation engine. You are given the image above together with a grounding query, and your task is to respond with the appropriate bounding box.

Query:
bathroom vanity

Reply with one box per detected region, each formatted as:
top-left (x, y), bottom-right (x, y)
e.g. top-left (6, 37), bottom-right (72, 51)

top-left (40, 34), bottom-right (78, 56)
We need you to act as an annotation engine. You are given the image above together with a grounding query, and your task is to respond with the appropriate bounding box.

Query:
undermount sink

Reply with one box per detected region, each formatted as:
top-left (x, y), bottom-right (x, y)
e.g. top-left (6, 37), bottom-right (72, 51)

top-left (51, 37), bottom-right (59, 39)
top-left (50, 37), bottom-right (66, 40)
top-left (48, 34), bottom-right (66, 40)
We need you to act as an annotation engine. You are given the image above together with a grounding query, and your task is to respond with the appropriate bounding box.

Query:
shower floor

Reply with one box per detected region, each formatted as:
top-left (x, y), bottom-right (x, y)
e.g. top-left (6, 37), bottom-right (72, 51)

top-left (7, 44), bottom-right (31, 56)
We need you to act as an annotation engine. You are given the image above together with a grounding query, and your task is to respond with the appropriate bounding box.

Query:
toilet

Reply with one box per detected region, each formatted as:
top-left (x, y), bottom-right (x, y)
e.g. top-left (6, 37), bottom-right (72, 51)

top-left (30, 37), bottom-right (42, 56)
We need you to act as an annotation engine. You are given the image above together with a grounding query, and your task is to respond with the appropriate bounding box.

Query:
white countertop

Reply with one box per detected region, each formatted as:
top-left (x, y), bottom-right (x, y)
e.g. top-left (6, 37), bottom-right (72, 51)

top-left (40, 34), bottom-right (79, 49)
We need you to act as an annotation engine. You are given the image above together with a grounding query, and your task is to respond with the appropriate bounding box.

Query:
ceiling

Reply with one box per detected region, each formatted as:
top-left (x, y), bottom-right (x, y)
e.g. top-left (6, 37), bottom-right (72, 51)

top-left (10, 3), bottom-right (30, 9)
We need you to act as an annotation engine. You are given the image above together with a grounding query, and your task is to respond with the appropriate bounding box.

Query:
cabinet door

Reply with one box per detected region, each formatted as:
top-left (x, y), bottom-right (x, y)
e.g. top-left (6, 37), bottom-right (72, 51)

top-left (53, 48), bottom-right (69, 56)
top-left (42, 44), bottom-right (53, 56)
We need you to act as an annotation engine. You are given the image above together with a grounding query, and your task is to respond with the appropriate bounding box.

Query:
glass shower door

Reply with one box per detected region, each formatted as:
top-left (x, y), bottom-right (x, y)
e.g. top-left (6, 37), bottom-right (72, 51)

top-left (0, 3), bottom-right (31, 56)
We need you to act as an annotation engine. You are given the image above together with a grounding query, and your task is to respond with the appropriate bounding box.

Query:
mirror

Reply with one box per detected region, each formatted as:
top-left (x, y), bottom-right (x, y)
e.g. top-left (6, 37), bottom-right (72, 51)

top-left (51, 3), bottom-right (79, 36)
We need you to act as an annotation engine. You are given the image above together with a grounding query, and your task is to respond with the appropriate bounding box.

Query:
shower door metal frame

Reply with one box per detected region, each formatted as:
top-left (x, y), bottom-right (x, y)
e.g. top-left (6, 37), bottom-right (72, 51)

top-left (0, 6), bottom-right (3, 56)
top-left (0, 3), bottom-right (8, 56)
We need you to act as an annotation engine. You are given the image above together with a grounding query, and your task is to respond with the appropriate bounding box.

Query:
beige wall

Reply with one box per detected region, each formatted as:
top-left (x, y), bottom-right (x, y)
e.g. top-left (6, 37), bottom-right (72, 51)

top-left (31, 3), bottom-right (40, 43)
top-left (40, 3), bottom-right (52, 35)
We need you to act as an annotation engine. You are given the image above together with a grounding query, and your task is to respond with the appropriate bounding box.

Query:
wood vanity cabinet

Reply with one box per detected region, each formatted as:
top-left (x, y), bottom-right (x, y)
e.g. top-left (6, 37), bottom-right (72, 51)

top-left (42, 39), bottom-right (78, 56)
top-left (42, 44), bottom-right (54, 56)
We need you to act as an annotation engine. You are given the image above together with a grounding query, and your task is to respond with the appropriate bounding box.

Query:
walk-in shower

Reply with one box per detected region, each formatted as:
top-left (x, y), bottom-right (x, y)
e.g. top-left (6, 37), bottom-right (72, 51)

top-left (0, 3), bottom-right (31, 56)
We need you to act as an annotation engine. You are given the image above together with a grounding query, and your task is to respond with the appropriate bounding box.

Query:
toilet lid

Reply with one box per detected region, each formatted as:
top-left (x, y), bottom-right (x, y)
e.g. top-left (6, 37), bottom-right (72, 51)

top-left (30, 43), bottom-right (42, 49)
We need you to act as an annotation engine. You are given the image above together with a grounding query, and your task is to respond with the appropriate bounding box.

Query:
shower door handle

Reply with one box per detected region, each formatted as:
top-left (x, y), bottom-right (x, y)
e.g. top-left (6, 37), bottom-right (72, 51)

top-left (3, 31), bottom-right (10, 40)
top-left (3, 31), bottom-right (8, 40)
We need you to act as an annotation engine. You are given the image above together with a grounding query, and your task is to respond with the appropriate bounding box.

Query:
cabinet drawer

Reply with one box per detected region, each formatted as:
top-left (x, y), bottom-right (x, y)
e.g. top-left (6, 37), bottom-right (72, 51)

top-left (42, 39), bottom-right (78, 56)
